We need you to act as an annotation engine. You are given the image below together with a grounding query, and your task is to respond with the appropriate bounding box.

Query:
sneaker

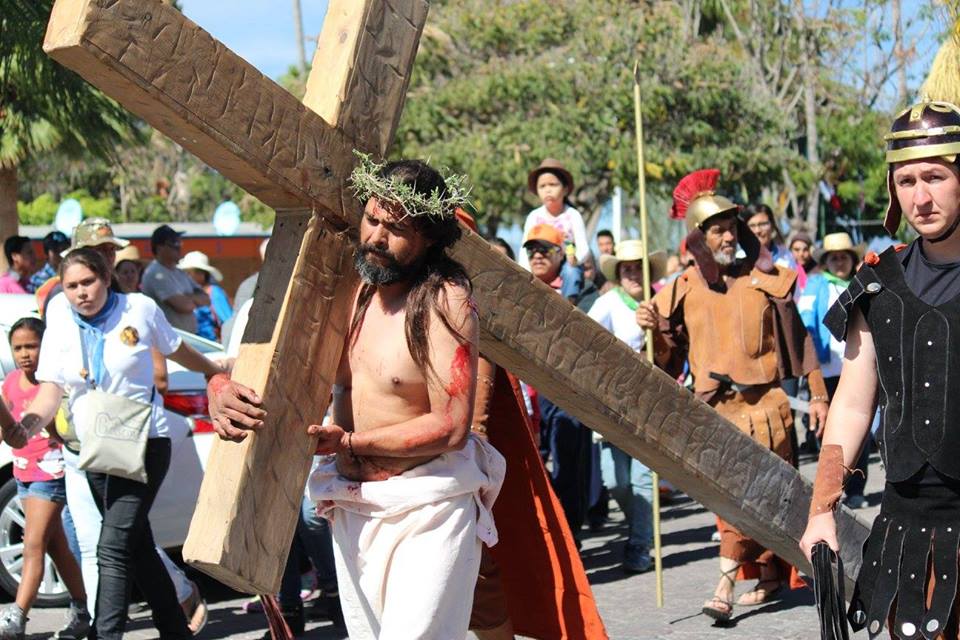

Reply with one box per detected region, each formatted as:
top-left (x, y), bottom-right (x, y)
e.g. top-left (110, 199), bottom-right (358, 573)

top-left (0, 605), bottom-right (25, 640)
top-left (180, 581), bottom-right (208, 635)
top-left (623, 554), bottom-right (654, 574)
top-left (623, 546), bottom-right (654, 574)
top-left (242, 596), bottom-right (264, 614)
top-left (307, 589), bottom-right (344, 627)
top-left (53, 602), bottom-right (90, 640)
top-left (845, 495), bottom-right (868, 509)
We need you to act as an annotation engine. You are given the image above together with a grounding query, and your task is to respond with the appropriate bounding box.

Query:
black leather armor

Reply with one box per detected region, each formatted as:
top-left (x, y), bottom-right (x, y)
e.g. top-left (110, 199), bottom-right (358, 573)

top-left (824, 245), bottom-right (960, 483)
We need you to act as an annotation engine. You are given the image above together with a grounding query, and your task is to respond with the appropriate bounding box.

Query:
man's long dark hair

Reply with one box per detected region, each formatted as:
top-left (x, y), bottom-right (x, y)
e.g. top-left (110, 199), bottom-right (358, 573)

top-left (349, 160), bottom-right (472, 382)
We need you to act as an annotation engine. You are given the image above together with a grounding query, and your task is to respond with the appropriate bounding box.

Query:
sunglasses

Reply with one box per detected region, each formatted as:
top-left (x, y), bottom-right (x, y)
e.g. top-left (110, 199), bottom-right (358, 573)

top-left (525, 243), bottom-right (561, 259)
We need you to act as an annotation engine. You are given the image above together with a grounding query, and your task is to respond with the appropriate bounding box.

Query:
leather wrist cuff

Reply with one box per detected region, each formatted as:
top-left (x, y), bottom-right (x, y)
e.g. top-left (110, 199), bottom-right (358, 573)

top-left (809, 444), bottom-right (846, 518)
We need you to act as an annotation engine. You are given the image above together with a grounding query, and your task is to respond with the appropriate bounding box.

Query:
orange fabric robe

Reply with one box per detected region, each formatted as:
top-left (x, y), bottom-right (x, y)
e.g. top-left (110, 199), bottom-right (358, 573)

top-left (483, 367), bottom-right (608, 640)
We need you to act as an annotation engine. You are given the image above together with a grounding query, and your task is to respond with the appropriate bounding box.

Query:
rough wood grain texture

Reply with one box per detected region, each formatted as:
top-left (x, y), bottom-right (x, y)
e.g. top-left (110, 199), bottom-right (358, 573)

top-left (183, 211), bottom-right (358, 592)
top-left (448, 231), bottom-right (871, 590)
top-left (305, 0), bottom-right (428, 157)
top-left (44, 0), bottom-right (873, 594)
top-left (304, 1), bottom-right (367, 126)
top-left (43, 0), bottom-right (355, 218)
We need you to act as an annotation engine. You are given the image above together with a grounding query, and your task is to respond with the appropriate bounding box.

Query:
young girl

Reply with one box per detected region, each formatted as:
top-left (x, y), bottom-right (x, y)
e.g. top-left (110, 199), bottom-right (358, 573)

top-left (519, 159), bottom-right (589, 299)
top-left (0, 317), bottom-right (88, 639)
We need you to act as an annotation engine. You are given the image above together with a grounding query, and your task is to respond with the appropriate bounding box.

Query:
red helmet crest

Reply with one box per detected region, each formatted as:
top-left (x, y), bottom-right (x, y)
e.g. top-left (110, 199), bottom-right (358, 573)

top-left (670, 169), bottom-right (720, 220)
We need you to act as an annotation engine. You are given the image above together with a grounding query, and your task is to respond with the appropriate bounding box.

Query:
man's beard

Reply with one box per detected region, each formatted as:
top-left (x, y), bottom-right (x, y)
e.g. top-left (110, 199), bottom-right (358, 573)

top-left (713, 249), bottom-right (735, 266)
top-left (353, 244), bottom-right (412, 285)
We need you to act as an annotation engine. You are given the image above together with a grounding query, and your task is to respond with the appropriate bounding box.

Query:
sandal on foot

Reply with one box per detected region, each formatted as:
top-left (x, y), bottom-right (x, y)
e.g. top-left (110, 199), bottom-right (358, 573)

top-left (735, 579), bottom-right (783, 606)
top-left (702, 596), bottom-right (733, 622)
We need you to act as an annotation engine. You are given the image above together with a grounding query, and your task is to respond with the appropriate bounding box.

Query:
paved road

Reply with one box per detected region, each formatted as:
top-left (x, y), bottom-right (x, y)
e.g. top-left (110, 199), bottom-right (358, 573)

top-left (22, 451), bottom-right (884, 639)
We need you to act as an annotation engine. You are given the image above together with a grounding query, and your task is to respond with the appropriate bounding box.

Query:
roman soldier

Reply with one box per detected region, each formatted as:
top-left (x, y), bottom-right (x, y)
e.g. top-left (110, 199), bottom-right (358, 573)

top-left (639, 169), bottom-right (829, 622)
top-left (801, 99), bottom-right (960, 640)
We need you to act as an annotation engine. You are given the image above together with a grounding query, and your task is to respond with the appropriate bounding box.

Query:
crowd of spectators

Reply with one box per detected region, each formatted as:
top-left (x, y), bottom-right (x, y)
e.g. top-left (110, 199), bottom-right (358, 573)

top-left (0, 165), bottom-right (872, 633)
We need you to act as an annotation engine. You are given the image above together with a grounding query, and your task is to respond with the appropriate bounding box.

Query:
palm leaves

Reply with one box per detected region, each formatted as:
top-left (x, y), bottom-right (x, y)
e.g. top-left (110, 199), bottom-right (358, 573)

top-left (0, 0), bottom-right (141, 170)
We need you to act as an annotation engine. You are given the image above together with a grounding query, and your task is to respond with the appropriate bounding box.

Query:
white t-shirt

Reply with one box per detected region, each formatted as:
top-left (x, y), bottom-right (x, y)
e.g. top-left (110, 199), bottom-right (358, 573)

top-left (518, 205), bottom-right (590, 270)
top-left (587, 289), bottom-right (646, 353)
top-left (38, 293), bottom-right (183, 439)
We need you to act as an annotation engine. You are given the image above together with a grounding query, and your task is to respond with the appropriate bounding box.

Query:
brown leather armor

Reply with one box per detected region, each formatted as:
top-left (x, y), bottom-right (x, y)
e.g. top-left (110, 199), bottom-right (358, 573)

top-left (655, 265), bottom-right (797, 396)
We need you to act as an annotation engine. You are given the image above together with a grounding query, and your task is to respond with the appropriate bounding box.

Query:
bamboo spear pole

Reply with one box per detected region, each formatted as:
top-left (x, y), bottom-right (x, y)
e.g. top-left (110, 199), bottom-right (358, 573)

top-left (633, 60), bottom-right (664, 608)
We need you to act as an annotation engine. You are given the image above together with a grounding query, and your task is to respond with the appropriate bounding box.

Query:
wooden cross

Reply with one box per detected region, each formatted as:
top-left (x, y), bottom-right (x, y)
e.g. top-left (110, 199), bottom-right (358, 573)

top-left (44, 0), bottom-right (870, 596)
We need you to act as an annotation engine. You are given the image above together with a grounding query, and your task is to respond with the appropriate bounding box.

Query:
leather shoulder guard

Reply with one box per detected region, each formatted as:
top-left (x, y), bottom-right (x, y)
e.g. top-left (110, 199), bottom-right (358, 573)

top-left (748, 265), bottom-right (797, 300)
top-left (823, 264), bottom-right (884, 341)
top-left (653, 269), bottom-right (693, 318)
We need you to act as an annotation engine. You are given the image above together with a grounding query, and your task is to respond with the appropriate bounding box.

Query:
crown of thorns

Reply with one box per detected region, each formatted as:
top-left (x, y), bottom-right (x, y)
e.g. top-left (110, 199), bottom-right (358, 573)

top-left (349, 151), bottom-right (470, 221)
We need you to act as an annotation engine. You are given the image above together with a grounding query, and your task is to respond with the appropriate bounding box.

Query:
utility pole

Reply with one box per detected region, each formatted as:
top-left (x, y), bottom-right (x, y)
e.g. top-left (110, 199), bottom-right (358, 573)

top-left (292, 0), bottom-right (307, 74)
top-left (893, 0), bottom-right (908, 107)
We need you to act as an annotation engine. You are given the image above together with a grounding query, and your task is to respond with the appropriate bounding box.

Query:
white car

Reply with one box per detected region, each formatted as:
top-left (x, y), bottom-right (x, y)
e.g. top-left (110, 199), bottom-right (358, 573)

top-left (0, 294), bottom-right (219, 606)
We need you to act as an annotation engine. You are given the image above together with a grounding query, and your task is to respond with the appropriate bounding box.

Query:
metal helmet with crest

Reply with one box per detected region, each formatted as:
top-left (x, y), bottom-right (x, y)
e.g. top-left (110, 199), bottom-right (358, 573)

top-left (883, 102), bottom-right (960, 235)
top-left (883, 16), bottom-right (960, 237)
top-left (670, 169), bottom-right (739, 233)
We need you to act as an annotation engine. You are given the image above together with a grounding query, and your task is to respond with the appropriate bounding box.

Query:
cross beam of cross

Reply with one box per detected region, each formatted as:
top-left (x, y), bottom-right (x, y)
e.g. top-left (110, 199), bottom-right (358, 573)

top-left (44, 0), bottom-right (869, 596)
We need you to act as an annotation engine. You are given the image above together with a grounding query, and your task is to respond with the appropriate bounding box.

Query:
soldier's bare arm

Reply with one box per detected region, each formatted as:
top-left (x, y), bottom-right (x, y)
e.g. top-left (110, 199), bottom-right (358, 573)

top-left (799, 307), bottom-right (878, 560)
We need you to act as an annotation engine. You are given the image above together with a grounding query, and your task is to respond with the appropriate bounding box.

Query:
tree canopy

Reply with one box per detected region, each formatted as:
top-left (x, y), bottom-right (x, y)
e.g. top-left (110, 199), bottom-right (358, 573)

top-left (8, 0), bottom-right (929, 243)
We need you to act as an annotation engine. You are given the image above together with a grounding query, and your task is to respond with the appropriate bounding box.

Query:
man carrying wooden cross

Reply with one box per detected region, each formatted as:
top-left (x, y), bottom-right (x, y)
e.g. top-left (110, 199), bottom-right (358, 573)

top-left (208, 156), bottom-right (506, 639)
top-left (639, 169), bottom-right (830, 623)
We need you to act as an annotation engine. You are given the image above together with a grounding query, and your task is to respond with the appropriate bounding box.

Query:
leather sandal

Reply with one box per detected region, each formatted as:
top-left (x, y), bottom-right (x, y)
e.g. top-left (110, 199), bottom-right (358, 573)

top-left (703, 564), bottom-right (739, 622)
top-left (702, 595), bottom-right (734, 622)
top-left (736, 578), bottom-right (784, 606)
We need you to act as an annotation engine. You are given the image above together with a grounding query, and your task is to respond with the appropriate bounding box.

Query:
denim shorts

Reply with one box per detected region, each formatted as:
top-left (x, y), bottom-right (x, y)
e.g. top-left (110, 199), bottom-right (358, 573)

top-left (16, 478), bottom-right (67, 504)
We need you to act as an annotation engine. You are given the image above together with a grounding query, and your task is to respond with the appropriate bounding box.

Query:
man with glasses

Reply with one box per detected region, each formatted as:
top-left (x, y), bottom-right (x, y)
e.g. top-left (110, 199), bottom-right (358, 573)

top-left (522, 225), bottom-right (592, 543)
top-left (141, 224), bottom-right (210, 332)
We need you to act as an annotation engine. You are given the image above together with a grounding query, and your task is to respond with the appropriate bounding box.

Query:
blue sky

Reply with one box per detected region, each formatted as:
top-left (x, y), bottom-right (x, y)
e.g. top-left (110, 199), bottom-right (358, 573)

top-left (180, 1), bottom-right (329, 81)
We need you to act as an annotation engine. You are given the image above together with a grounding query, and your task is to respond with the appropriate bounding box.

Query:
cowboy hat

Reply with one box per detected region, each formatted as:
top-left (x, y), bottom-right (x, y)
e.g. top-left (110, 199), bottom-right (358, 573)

top-left (527, 158), bottom-right (574, 195)
top-left (114, 245), bottom-right (142, 266)
top-left (178, 250), bottom-right (223, 282)
top-left (814, 232), bottom-right (865, 263)
top-left (599, 240), bottom-right (668, 283)
top-left (62, 218), bottom-right (129, 257)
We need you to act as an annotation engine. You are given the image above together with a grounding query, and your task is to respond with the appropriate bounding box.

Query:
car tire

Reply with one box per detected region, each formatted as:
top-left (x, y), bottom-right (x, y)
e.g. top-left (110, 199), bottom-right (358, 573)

top-left (0, 476), bottom-right (70, 607)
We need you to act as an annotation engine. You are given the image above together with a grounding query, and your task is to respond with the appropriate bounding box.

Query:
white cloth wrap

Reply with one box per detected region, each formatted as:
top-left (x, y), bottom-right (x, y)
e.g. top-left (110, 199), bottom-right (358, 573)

top-left (308, 435), bottom-right (506, 640)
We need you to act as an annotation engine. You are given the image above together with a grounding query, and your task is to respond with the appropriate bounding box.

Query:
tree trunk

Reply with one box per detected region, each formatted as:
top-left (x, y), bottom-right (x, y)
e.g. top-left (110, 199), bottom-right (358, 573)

top-left (797, 3), bottom-right (820, 233)
top-left (0, 166), bottom-right (19, 272)
top-left (893, 0), bottom-right (908, 107)
top-left (292, 0), bottom-right (307, 75)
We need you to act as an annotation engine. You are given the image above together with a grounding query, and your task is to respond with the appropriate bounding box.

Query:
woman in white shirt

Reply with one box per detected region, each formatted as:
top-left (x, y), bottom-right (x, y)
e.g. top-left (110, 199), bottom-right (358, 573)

top-left (587, 241), bottom-right (667, 573)
top-left (0, 248), bottom-right (225, 639)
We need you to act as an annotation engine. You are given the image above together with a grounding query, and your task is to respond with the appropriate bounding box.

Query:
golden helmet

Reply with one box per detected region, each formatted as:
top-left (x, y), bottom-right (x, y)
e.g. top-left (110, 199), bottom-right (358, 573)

top-left (883, 100), bottom-right (960, 235)
top-left (670, 169), bottom-right (739, 233)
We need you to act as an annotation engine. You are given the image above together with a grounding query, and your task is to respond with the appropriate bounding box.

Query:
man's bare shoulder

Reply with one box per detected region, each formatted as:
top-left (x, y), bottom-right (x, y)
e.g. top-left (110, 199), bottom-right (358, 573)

top-left (435, 280), bottom-right (478, 324)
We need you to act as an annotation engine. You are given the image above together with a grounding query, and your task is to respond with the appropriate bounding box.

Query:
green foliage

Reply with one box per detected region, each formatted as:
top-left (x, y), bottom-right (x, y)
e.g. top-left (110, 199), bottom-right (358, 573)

top-left (17, 189), bottom-right (114, 225)
top-left (395, 0), bottom-right (803, 235)
top-left (0, 0), bottom-right (141, 169)
top-left (277, 64), bottom-right (309, 100)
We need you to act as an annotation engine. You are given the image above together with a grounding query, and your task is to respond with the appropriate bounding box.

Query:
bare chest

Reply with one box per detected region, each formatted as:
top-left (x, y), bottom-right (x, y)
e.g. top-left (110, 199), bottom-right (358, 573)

top-left (336, 302), bottom-right (428, 404)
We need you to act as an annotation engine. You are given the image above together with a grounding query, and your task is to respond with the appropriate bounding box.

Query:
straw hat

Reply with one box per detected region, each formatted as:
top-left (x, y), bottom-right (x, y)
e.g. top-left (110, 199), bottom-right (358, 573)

top-left (599, 240), bottom-right (668, 283)
top-left (527, 158), bottom-right (574, 195)
top-left (178, 250), bottom-right (223, 282)
top-left (114, 245), bottom-right (142, 266)
top-left (814, 232), bottom-right (865, 263)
